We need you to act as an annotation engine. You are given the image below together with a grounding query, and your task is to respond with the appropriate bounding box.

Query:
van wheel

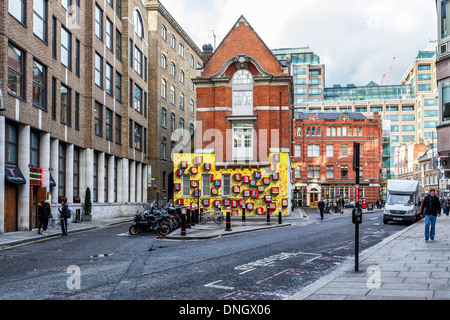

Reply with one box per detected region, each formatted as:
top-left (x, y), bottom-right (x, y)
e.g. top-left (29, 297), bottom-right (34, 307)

top-left (383, 218), bottom-right (388, 224)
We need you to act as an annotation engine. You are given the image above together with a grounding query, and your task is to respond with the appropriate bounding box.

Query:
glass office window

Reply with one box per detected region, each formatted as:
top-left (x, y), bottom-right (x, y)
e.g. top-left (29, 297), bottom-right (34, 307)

top-left (402, 125), bottom-right (415, 132)
top-left (442, 0), bottom-right (450, 38)
top-left (418, 84), bottom-right (432, 91)
top-left (442, 81), bottom-right (450, 122)
top-left (424, 110), bottom-right (438, 117)
top-left (424, 121), bottom-right (439, 128)
top-left (424, 99), bottom-right (438, 106)
top-left (402, 135), bottom-right (415, 143)
top-left (294, 68), bottom-right (306, 75)
top-left (402, 114), bottom-right (415, 121)
top-left (418, 74), bottom-right (431, 81)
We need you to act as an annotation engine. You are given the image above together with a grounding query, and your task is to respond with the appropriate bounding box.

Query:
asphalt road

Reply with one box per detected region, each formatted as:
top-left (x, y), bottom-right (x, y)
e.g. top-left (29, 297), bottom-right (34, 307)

top-left (0, 209), bottom-right (407, 301)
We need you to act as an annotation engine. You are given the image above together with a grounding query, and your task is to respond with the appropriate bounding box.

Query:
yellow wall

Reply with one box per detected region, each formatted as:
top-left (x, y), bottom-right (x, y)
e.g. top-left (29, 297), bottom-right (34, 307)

top-left (173, 153), bottom-right (290, 216)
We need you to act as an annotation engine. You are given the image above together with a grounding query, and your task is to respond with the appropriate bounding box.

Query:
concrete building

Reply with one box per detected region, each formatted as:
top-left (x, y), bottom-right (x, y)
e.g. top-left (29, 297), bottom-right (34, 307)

top-left (0, 0), bottom-right (149, 233)
top-left (174, 16), bottom-right (294, 216)
top-left (393, 142), bottom-right (427, 182)
top-left (273, 41), bottom-right (439, 178)
top-left (272, 47), bottom-right (325, 104)
top-left (435, 0), bottom-right (450, 194)
top-left (145, 0), bottom-right (203, 206)
top-left (418, 146), bottom-right (439, 197)
top-left (292, 112), bottom-right (383, 207)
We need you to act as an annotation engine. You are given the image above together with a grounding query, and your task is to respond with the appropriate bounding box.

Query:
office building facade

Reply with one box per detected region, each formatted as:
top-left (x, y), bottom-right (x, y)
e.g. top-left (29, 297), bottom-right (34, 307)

top-left (0, 0), bottom-right (149, 233)
top-left (145, 0), bottom-right (203, 206)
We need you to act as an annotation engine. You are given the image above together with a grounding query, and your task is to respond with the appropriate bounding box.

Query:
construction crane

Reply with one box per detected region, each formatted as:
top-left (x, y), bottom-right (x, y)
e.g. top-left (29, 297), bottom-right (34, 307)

top-left (380, 57), bottom-right (396, 85)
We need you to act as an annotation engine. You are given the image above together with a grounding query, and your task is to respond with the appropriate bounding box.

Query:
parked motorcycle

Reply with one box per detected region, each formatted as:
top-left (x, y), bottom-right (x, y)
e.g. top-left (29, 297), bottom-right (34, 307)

top-left (129, 201), bottom-right (171, 236)
top-left (165, 200), bottom-right (182, 229)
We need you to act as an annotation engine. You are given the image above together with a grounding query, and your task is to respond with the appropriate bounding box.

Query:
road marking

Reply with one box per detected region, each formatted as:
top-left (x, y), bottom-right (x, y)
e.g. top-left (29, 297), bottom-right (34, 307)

top-left (204, 280), bottom-right (235, 290)
top-left (89, 253), bottom-right (114, 258)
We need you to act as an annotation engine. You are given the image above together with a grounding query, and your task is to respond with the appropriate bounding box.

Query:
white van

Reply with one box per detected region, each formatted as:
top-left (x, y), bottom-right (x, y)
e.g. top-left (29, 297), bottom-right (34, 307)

top-left (383, 180), bottom-right (420, 225)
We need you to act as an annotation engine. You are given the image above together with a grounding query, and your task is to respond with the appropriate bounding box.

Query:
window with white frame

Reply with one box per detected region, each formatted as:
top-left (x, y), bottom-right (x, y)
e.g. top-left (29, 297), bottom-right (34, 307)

top-left (222, 174), bottom-right (231, 197)
top-left (341, 144), bottom-right (348, 157)
top-left (307, 145), bottom-right (320, 157)
top-left (181, 175), bottom-right (190, 197)
top-left (202, 174), bottom-right (211, 197)
top-left (133, 9), bottom-right (144, 39)
top-left (161, 24), bottom-right (167, 40)
top-left (308, 165), bottom-right (320, 179)
top-left (326, 165), bottom-right (334, 179)
top-left (179, 42), bottom-right (184, 58)
top-left (326, 145), bottom-right (333, 157)
top-left (294, 145), bottom-right (301, 157)
top-left (233, 123), bottom-right (253, 160)
top-left (232, 70), bottom-right (253, 116)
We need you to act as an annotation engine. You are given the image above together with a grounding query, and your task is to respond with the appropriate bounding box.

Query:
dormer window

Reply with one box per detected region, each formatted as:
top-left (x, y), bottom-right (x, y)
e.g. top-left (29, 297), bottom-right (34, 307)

top-left (232, 69), bottom-right (253, 116)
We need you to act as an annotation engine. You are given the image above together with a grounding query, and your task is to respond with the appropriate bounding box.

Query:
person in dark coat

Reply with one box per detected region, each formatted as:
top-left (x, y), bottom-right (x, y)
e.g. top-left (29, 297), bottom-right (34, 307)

top-left (318, 199), bottom-right (325, 220)
top-left (58, 200), bottom-right (70, 236)
top-left (420, 189), bottom-right (441, 242)
top-left (37, 200), bottom-right (50, 235)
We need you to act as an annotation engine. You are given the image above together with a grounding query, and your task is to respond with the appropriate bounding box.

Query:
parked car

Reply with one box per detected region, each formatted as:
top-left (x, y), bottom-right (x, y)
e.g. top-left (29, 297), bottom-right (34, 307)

top-left (344, 201), bottom-right (362, 208)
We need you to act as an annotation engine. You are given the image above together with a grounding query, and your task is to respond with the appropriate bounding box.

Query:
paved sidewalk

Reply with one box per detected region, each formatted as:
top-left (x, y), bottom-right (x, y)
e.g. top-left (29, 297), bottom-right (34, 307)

top-left (288, 214), bottom-right (450, 300)
top-left (0, 208), bottom-right (307, 246)
top-left (165, 207), bottom-right (305, 240)
top-left (0, 216), bottom-right (133, 248)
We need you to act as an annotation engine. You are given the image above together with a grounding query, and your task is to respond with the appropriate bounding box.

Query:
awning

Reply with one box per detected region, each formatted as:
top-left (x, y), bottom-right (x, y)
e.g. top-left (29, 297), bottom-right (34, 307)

top-left (5, 164), bottom-right (26, 185)
top-left (50, 174), bottom-right (56, 187)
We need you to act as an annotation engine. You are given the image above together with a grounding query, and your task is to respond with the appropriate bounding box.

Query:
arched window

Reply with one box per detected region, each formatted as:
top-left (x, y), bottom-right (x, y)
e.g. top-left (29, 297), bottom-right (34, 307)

top-left (296, 127), bottom-right (301, 137)
top-left (347, 127), bottom-right (352, 136)
top-left (353, 127), bottom-right (357, 136)
top-left (358, 127), bottom-right (363, 136)
top-left (326, 127), bottom-right (331, 136)
top-left (332, 127), bottom-right (336, 136)
top-left (311, 127), bottom-right (316, 136)
top-left (232, 69), bottom-right (253, 116)
top-left (342, 127), bottom-right (347, 136)
top-left (317, 127), bottom-right (321, 136)
top-left (337, 127), bottom-right (341, 136)
top-left (133, 9), bottom-right (144, 39)
top-left (306, 127), bottom-right (310, 136)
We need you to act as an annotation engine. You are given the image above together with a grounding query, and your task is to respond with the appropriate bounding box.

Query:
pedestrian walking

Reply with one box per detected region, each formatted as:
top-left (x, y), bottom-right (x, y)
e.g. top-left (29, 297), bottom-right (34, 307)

top-left (318, 199), bottom-right (325, 220)
top-left (443, 197), bottom-right (450, 216)
top-left (37, 200), bottom-right (51, 235)
top-left (58, 200), bottom-right (70, 236)
top-left (420, 189), bottom-right (441, 242)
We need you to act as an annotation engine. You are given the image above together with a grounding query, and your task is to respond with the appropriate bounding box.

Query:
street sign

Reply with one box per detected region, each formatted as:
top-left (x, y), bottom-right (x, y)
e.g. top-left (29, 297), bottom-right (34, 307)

top-left (440, 179), bottom-right (448, 190)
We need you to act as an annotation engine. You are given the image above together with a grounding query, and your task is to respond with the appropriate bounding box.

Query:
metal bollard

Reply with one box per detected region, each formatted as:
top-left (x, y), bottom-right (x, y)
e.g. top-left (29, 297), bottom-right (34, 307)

top-left (181, 207), bottom-right (187, 236)
top-left (242, 207), bottom-right (246, 222)
top-left (186, 206), bottom-right (191, 229)
top-left (225, 208), bottom-right (232, 231)
top-left (267, 207), bottom-right (271, 224)
top-left (278, 207), bottom-right (282, 224)
top-left (191, 205), bottom-right (196, 226)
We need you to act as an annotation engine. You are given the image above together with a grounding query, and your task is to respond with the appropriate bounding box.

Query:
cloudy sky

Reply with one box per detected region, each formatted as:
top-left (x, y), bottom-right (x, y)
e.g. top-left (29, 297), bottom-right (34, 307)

top-left (158, 0), bottom-right (437, 87)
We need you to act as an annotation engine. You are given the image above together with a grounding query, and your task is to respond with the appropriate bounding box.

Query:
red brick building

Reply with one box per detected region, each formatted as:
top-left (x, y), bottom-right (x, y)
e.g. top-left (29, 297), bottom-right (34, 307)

top-left (173, 16), bottom-right (294, 216)
top-left (194, 16), bottom-right (293, 163)
top-left (292, 112), bottom-right (382, 207)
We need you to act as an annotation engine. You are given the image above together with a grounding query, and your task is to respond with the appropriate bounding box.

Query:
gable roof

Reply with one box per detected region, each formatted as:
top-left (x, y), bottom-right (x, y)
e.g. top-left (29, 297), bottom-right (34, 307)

top-left (201, 15), bottom-right (286, 78)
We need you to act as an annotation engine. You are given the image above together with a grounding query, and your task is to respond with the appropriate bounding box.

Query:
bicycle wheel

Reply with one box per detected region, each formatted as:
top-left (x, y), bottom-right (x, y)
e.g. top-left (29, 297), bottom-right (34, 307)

top-left (199, 212), bottom-right (209, 224)
top-left (214, 213), bottom-right (224, 225)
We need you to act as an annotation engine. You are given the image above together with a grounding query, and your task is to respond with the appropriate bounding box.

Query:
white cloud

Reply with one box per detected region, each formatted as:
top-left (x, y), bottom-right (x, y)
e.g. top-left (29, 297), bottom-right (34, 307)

top-left (159, 0), bottom-right (437, 86)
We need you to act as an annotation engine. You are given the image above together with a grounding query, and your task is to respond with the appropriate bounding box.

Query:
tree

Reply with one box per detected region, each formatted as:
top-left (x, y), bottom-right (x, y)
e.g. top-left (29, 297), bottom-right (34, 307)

top-left (83, 187), bottom-right (92, 217)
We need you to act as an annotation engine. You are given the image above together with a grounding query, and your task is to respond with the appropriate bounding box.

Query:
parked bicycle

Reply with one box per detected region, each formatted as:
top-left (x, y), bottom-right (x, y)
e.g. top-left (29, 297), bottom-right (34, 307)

top-left (199, 210), bottom-right (224, 225)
